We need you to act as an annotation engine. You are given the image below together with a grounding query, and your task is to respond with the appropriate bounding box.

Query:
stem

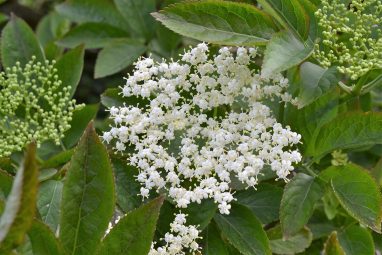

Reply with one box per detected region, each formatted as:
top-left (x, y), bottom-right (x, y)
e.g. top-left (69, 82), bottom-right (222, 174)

top-left (213, 107), bottom-right (218, 118)
top-left (337, 81), bottom-right (352, 94)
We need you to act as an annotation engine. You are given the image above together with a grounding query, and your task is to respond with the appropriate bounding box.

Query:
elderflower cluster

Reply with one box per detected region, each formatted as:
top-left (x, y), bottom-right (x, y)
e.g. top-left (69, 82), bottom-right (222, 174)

top-left (0, 57), bottom-right (80, 157)
top-left (104, 43), bottom-right (302, 254)
top-left (149, 213), bottom-right (200, 255)
top-left (314, 0), bottom-right (382, 80)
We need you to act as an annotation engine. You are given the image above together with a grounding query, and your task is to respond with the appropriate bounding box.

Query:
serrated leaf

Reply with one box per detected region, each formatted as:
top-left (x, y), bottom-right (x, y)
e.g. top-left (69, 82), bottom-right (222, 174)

top-left (214, 203), bottom-right (271, 255)
top-left (235, 184), bottom-right (282, 225)
top-left (60, 122), bottom-right (115, 255)
top-left (97, 196), bottom-right (164, 255)
top-left (55, 45), bottom-right (85, 98)
top-left (337, 225), bottom-right (375, 255)
top-left (307, 112), bottom-right (382, 160)
top-left (114, 0), bottom-right (156, 39)
top-left (203, 221), bottom-right (229, 255)
top-left (152, 0), bottom-right (276, 46)
top-left (0, 144), bottom-right (39, 253)
top-left (1, 15), bottom-right (45, 68)
top-left (298, 62), bottom-right (339, 108)
top-left (267, 225), bottom-right (312, 254)
top-left (27, 220), bottom-right (64, 255)
top-left (324, 232), bottom-right (345, 255)
top-left (331, 164), bottom-right (382, 232)
top-left (262, 31), bottom-right (314, 77)
top-left (58, 23), bottom-right (129, 49)
top-left (257, 0), bottom-right (310, 40)
top-left (37, 180), bottom-right (63, 233)
top-left (94, 39), bottom-right (146, 78)
top-left (280, 173), bottom-right (324, 237)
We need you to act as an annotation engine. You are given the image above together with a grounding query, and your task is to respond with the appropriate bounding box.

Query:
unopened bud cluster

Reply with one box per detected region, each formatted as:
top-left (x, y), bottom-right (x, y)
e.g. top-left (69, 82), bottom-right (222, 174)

top-left (0, 57), bottom-right (79, 157)
top-left (104, 43), bottom-right (302, 254)
top-left (314, 0), bottom-right (382, 80)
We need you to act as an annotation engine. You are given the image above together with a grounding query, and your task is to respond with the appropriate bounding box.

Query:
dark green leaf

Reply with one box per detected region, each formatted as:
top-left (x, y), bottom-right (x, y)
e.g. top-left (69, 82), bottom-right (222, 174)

top-left (152, 0), bottom-right (276, 46)
top-left (280, 173), bottom-right (324, 237)
top-left (0, 169), bottom-right (13, 199)
top-left (94, 39), bottom-right (146, 78)
top-left (324, 232), bottom-right (345, 255)
top-left (371, 156), bottom-right (382, 186)
top-left (27, 220), bottom-right (64, 255)
top-left (97, 196), bottom-right (164, 255)
top-left (331, 164), bottom-right (382, 232)
top-left (36, 12), bottom-right (70, 48)
top-left (235, 184), bottom-right (282, 225)
top-left (262, 31), bottom-right (314, 77)
top-left (267, 225), bottom-right (312, 254)
top-left (114, 0), bottom-right (156, 39)
top-left (307, 112), bottom-right (382, 160)
top-left (298, 62), bottom-right (339, 108)
top-left (214, 203), bottom-right (271, 255)
top-left (337, 225), bottom-right (375, 255)
top-left (41, 149), bottom-right (74, 169)
top-left (63, 104), bottom-right (99, 148)
top-left (55, 45), bottom-right (85, 98)
top-left (203, 221), bottom-right (229, 255)
top-left (184, 200), bottom-right (217, 230)
top-left (58, 23), bottom-right (129, 49)
top-left (60, 123), bottom-right (115, 255)
top-left (101, 88), bottom-right (125, 108)
top-left (1, 15), bottom-right (45, 68)
top-left (37, 180), bottom-right (63, 233)
top-left (0, 144), bottom-right (39, 252)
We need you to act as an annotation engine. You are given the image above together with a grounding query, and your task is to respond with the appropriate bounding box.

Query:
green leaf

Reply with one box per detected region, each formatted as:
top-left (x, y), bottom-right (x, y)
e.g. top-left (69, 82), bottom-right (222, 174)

top-left (63, 104), bottom-right (99, 148)
top-left (60, 122), bottom-right (115, 255)
top-left (267, 225), bottom-right (312, 254)
top-left (1, 15), bottom-right (45, 68)
top-left (114, 0), bottom-right (156, 39)
top-left (257, 0), bottom-right (310, 40)
top-left (36, 12), bottom-right (70, 47)
top-left (337, 225), bottom-right (375, 255)
top-left (280, 173), bottom-right (324, 237)
top-left (203, 221), bottom-right (229, 255)
top-left (0, 169), bottom-right (13, 199)
top-left (27, 220), bottom-right (64, 255)
top-left (41, 149), bottom-right (74, 169)
top-left (324, 232), bottom-right (345, 255)
top-left (0, 144), bottom-right (39, 252)
top-left (307, 112), bottom-right (382, 160)
top-left (298, 62), bottom-right (339, 108)
top-left (38, 168), bottom-right (58, 182)
top-left (152, 0), bottom-right (276, 46)
top-left (214, 203), bottom-right (271, 255)
top-left (262, 31), bottom-right (314, 77)
top-left (330, 164), bottom-right (382, 232)
top-left (37, 180), bottom-right (63, 233)
top-left (235, 184), bottom-right (282, 225)
top-left (58, 23), bottom-right (129, 49)
top-left (56, 0), bottom-right (128, 31)
top-left (55, 45), bottom-right (85, 98)
top-left (184, 200), bottom-right (217, 230)
top-left (94, 39), bottom-right (146, 78)
top-left (97, 196), bottom-right (164, 255)
top-left (101, 88), bottom-right (125, 108)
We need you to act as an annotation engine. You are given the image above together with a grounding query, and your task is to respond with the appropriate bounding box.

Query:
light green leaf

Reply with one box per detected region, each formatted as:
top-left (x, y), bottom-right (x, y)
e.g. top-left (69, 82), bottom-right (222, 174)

top-left (1, 15), bottom-right (45, 68)
top-left (27, 220), bottom-right (64, 255)
top-left (280, 173), bottom-right (324, 237)
top-left (97, 196), bottom-right (164, 255)
top-left (338, 225), bottom-right (375, 255)
top-left (37, 180), bottom-right (63, 233)
top-left (307, 112), bottom-right (382, 160)
top-left (152, 0), bottom-right (276, 46)
top-left (203, 221), bottom-right (229, 255)
top-left (262, 31), bottom-right (314, 77)
top-left (324, 232), bottom-right (345, 255)
top-left (55, 45), bottom-right (85, 98)
top-left (55, 0), bottom-right (128, 31)
top-left (298, 62), bottom-right (339, 108)
top-left (58, 23), bottom-right (129, 49)
top-left (60, 122), bottom-right (115, 255)
top-left (267, 225), bottom-right (312, 254)
top-left (235, 184), bottom-right (282, 225)
top-left (94, 39), bottom-right (146, 78)
top-left (257, 0), bottom-right (310, 39)
top-left (114, 0), bottom-right (156, 39)
top-left (0, 144), bottom-right (39, 253)
top-left (214, 203), bottom-right (271, 255)
top-left (331, 164), bottom-right (382, 232)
